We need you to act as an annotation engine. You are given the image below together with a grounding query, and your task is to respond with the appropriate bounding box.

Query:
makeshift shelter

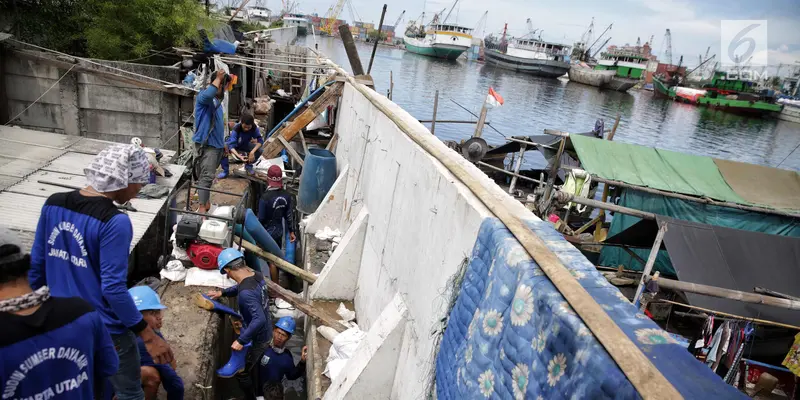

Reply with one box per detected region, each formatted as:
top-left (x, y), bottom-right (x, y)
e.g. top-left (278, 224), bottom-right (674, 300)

top-left (606, 216), bottom-right (800, 327)
top-left (567, 135), bottom-right (800, 275)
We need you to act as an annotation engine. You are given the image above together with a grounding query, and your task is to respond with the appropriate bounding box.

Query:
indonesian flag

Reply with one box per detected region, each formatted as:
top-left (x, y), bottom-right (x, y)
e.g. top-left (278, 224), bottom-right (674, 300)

top-left (486, 87), bottom-right (504, 108)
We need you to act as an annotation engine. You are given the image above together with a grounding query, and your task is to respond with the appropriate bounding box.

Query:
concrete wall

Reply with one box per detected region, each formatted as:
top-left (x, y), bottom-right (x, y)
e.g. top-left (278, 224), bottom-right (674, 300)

top-left (1, 50), bottom-right (190, 150)
top-left (310, 82), bottom-right (536, 399)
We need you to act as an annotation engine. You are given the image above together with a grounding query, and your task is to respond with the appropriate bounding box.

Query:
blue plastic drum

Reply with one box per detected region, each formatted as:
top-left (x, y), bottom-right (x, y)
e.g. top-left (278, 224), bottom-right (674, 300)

top-left (298, 148), bottom-right (337, 214)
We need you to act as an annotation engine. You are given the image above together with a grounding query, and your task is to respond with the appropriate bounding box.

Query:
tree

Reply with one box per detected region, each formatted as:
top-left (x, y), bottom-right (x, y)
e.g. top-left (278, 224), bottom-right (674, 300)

top-left (84, 0), bottom-right (215, 61)
top-left (2, 0), bottom-right (215, 62)
top-left (366, 29), bottom-right (387, 41)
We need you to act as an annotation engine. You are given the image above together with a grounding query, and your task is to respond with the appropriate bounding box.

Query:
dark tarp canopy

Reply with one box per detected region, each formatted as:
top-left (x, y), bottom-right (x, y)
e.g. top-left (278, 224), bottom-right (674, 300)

top-left (606, 216), bottom-right (800, 326)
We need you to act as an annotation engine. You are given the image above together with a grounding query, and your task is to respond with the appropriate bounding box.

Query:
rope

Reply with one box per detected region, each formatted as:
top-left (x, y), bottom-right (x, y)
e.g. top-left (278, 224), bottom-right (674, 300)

top-left (121, 47), bottom-right (175, 62)
top-left (10, 39), bottom-right (177, 87)
top-left (4, 64), bottom-right (76, 125)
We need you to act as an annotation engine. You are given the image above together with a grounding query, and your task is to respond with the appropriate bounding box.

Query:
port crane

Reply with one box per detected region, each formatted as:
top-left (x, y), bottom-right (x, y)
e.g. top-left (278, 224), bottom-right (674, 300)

top-left (322, 0), bottom-right (346, 35)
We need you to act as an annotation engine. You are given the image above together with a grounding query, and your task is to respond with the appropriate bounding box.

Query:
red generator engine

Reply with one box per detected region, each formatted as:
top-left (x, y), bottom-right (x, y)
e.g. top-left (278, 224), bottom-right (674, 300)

top-left (187, 243), bottom-right (223, 270)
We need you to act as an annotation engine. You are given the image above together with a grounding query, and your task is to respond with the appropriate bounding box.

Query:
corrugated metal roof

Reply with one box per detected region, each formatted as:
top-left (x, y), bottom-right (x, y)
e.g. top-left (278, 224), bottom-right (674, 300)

top-left (0, 129), bottom-right (185, 253)
top-left (0, 126), bottom-right (81, 149)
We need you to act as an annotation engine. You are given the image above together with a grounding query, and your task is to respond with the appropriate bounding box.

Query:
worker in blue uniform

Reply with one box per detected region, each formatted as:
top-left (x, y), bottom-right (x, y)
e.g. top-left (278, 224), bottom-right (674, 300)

top-left (0, 226), bottom-right (119, 400)
top-left (218, 113), bottom-right (264, 178)
top-left (129, 286), bottom-right (184, 400)
top-left (258, 317), bottom-right (307, 400)
top-left (207, 248), bottom-right (271, 400)
top-left (258, 165), bottom-right (297, 283)
top-left (29, 144), bottom-right (173, 400)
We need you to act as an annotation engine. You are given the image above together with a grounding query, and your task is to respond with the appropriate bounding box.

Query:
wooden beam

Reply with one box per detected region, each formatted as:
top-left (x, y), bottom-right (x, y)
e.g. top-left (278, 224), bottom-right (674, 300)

top-left (261, 82), bottom-right (344, 159)
top-left (297, 129), bottom-right (309, 154)
top-left (574, 215), bottom-right (602, 235)
top-left (430, 89), bottom-right (439, 135)
top-left (621, 246), bottom-right (648, 267)
top-left (607, 114), bottom-right (621, 140)
top-left (326, 61), bottom-right (682, 399)
top-left (654, 277), bottom-right (800, 310)
top-left (754, 287), bottom-right (800, 301)
top-left (325, 132), bottom-right (338, 152)
top-left (338, 25), bottom-right (365, 76)
top-left (656, 299), bottom-right (800, 330)
top-left (236, 236), bottom-right (317, 284)
top-left (277, 136), bottom-right (304, 166)
top-left (541, 138), bottom-right (567, 213)
top-left (265, 280), bottom-right (349, 332)
top-left (633, 223), bottom-right (667, 308)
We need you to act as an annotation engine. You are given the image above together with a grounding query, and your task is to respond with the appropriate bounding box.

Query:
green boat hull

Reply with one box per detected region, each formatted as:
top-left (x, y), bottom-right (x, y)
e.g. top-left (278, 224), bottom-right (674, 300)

top-left (652, 77), bottom-right (675, 98)
top-left (404, 42), bottom-right (465, 60)
top-left (697, 98), bottom-right (782, 115)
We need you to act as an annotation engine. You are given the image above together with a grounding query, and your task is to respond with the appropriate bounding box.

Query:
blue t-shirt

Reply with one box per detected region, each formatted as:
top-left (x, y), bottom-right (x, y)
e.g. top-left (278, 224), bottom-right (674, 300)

top-left (29, 191), bottom-right (147, 335)
top-left (225, 123), bottom-right (263, 149)
top-left (221, 271), bottom-right (271, 345)
top-left (0, 297), bottom-right (118, 400)
top-left (192, 85), bottom-right (225, 149)
top-left (258, 347), bottom-right (305, 384)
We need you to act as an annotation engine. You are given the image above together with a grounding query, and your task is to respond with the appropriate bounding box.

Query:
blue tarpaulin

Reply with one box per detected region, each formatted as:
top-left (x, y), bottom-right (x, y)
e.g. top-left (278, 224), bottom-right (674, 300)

top-left (599, 189), bottom-right (800, 275)
top-left (435, 218), bottom-right (745, 399)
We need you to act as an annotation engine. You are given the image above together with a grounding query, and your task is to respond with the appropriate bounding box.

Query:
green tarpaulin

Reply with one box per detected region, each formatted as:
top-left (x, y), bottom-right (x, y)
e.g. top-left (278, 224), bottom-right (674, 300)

top-left (599, 189), bottom-right (800, 275)
top-left (569, 135), bottom-right (747, 203)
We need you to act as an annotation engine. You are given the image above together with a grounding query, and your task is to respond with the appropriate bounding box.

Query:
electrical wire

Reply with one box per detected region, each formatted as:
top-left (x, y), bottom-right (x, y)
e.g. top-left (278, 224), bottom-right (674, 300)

top-left (776, 140), bottom-right (800, 168)
top-left (4, 64), bottom-right (76, 125)
top-left (121, 47), bottom-right (175, 62)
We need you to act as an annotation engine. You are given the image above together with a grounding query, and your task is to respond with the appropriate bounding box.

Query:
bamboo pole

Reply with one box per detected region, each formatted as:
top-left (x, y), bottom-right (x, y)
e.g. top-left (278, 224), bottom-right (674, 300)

top-left (656, 299), bottom-right (800, 330)
top-left (431, 90), bottom-right (439, 135)
top-left (633, 223), bottom-right (667, 308)
top-left (389, 70), bottom-right (394, 100)
top-left (367, 4), bottom-right (388, 75)
top-left (654, 277), bottom-right (800, 310)
top-left (508, 144), bottom-right (527, 194)
top-left (324, 59), bottom-right (681, 399)
top-left (277, 136), bottom-right (305, 167)
top-left (418, 119), bottom-right (491, 124)
top-left (473, 100), bottom-right (489, 138)
top-left (574, 215), bottom-right (603, 235)
top-left (588, 175), bottom-right (800, 219)
top-left (552, 191), bottom-right (657, 220)
top-left (477, 161), bottom-right (543, 184)
top-left (235, 236), bottom-right (317, 284)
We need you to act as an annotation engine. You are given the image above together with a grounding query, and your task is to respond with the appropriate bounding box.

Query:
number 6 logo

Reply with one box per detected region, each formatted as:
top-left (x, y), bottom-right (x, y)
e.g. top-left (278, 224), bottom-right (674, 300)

top-left (728, 23), bottom-right (759, 63)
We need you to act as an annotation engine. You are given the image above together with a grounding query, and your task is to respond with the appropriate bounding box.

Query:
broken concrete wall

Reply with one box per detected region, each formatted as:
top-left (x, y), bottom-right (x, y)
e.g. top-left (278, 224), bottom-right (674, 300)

top-left (0, 49), bottom-right (191, 150)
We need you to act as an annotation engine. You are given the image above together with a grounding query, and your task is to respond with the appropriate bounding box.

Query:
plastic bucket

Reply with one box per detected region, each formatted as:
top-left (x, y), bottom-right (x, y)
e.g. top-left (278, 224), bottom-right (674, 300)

top-left (297, 148), bottom-right (337, 214)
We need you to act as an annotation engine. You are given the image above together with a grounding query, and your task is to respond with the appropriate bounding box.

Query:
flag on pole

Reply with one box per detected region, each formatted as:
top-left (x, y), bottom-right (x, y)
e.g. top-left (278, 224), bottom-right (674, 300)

top-left (485, 87), bottom-right (504, 108)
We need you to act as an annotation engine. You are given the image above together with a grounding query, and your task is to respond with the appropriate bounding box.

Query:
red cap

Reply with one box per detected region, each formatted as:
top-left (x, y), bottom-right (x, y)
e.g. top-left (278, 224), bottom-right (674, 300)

top-left (267, 165), bottom-right (283, 188)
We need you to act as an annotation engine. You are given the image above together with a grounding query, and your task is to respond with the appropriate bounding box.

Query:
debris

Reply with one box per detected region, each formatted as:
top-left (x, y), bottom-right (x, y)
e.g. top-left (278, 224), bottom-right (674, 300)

top-left (324, 327), bottom-right (366, 381)
top-left (314, 226), bottom-right (341, 241)
top-left (336, 302), bottom-right (356, 322)
top-left (185, 267), bottom-right (237, 288)
top-left (161, 260), bottom-right (188, 281)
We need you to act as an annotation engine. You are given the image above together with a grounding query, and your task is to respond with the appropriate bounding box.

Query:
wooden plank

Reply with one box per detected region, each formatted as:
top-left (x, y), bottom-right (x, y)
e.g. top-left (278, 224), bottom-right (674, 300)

top-left (632, 223), bottom-right (667, 307)
top-left (277, 136), bottom-right (305, 166)
top-left (265, 280), bottom-right (348, 332)
top-left (328, 66), bottom-right (682, 399)
top-left (261, 82), bottom-right (344, 159)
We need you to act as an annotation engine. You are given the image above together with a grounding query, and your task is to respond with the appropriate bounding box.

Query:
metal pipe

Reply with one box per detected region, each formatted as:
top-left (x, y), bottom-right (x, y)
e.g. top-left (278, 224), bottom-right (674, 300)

top-left (552, 191), bottom-right (657, 220)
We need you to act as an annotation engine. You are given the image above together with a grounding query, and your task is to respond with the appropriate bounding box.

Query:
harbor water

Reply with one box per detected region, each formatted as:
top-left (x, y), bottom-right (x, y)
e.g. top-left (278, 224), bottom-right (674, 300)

top-left (304, 36), bottom-right (800, 172)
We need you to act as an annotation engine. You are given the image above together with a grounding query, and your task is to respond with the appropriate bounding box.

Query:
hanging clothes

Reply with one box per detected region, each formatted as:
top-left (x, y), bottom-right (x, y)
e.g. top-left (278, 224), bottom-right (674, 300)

top-left (782, 332), bottom-right (800, 377)
top-left (706, 326), bottom-right (725, 367)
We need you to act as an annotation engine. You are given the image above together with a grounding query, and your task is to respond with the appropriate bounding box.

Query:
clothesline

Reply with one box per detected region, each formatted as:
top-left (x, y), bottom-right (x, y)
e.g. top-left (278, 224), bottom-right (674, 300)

top-left (656, 299), bottom-right (800, 330)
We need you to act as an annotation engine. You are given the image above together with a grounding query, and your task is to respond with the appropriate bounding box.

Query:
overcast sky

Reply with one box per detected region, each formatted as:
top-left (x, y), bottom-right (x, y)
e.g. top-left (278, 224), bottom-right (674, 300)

top-left (247, 0), bottom-right (800, 71)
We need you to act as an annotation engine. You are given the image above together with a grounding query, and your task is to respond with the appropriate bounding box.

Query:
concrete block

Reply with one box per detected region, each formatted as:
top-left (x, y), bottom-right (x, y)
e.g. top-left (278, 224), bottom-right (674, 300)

top-left (306, 164), bottom-right (349, 233)
top-left (78, 83), bottom-right (162, 114)
top-left (58, 71), bottom-right (80, 136)
top-left (4, 74), bottom-right (62, 104)
top-left (4, 56), bottom-right (61, 79)
top-left (81, 109), bottom-right (161, 137)
top-left (310, 207), bottom-right (368, 301)
top-left (7, 100), bottom-right (63, 130)
top-left (323, 293), bottom-right (408, 400)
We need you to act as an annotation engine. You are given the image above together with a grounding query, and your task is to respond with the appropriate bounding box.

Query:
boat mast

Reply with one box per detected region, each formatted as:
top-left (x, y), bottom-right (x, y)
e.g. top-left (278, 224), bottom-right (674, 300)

top-left (442, 0), bottom-right (460, 24)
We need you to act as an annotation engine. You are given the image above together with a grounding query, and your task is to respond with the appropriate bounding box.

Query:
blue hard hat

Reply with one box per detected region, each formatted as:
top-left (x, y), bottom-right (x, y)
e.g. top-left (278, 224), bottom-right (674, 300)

top-left (129, 286), bottom-right (167, 311)
top-left (275, 316), bottom-right (296, 335)
top-left (217, 248), bottom-right (245, 274)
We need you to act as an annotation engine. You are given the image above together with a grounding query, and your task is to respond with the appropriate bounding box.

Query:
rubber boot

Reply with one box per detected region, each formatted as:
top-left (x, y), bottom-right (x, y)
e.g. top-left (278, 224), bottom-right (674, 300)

top-left (245, 163), bottom-right (255, 175)
top-left (216, 342), bottom-right (251, 378)
top-left (217, 157), bottom-right (229, 179)
top-left (193, 293), bottom-right (243, 320)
